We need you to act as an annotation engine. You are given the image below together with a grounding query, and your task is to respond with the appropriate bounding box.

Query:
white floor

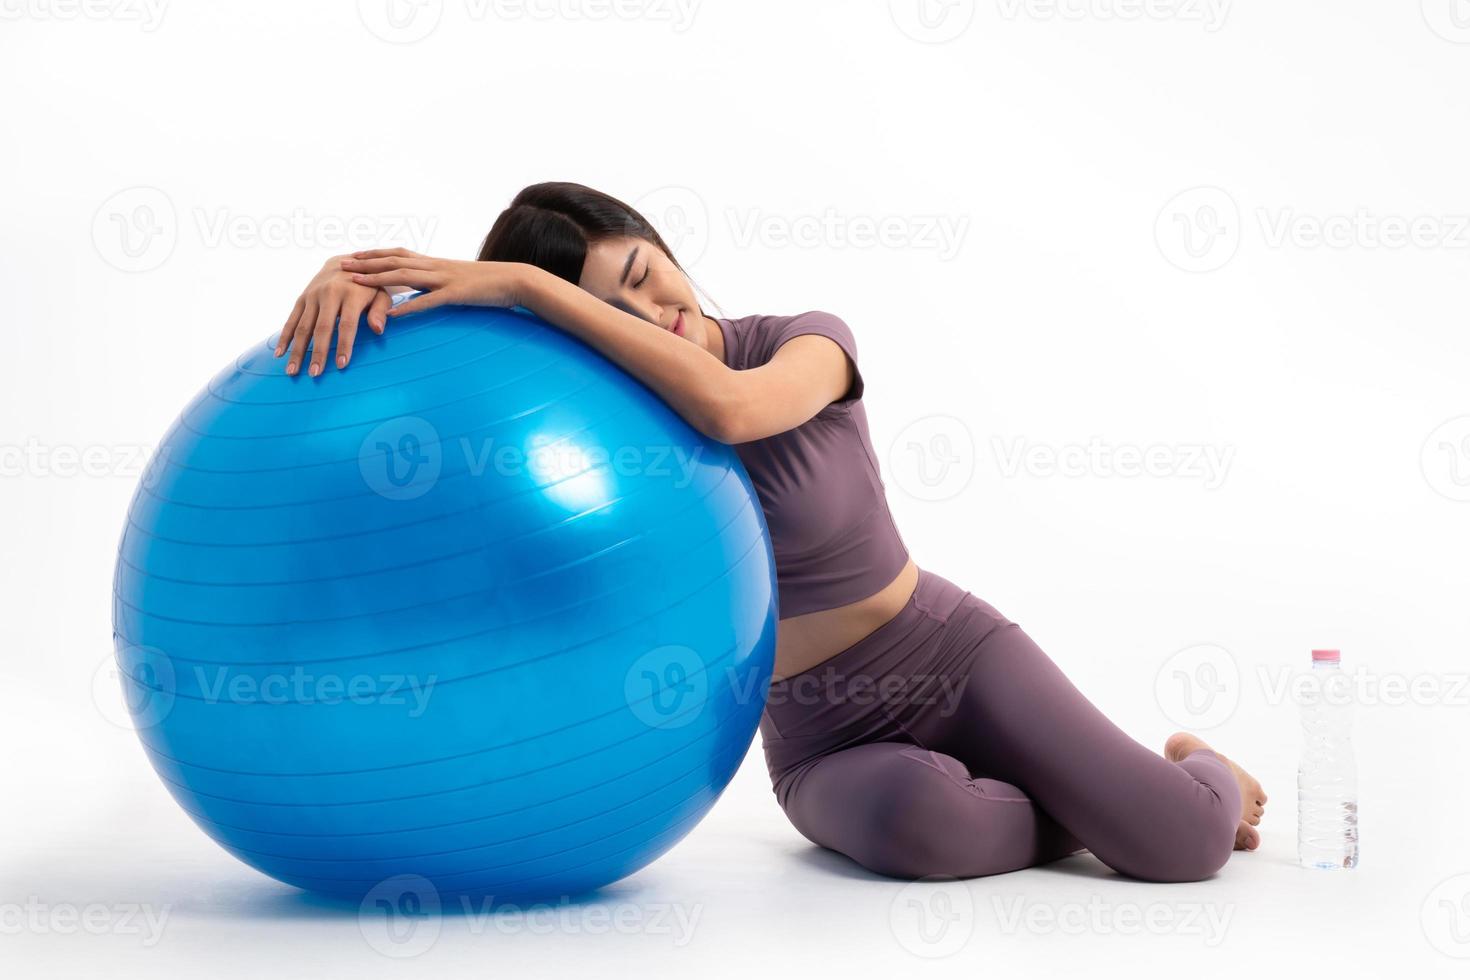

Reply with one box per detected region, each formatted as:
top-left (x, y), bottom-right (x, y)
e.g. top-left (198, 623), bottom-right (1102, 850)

top-left (5, 674), bottom-right (1465, 979)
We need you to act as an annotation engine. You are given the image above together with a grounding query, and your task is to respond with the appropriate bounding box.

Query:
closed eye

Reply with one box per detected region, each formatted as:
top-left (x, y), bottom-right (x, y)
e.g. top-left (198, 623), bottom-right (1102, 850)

top-left (633, 264), bottom-right (650, 289)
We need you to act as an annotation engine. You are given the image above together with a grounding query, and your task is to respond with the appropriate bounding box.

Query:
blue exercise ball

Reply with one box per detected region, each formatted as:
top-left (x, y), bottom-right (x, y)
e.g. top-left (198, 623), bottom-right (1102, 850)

top-left (111, 304), bottom-right (777, 900)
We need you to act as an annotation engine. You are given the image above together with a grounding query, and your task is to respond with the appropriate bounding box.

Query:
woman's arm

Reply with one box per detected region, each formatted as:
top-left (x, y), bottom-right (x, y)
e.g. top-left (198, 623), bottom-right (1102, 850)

top-left (342, 251), bottom-right (851, 444)
top-left (707, 331), bottom-right (857, 444)
top-left (514, 266), bottom-right (852, 444)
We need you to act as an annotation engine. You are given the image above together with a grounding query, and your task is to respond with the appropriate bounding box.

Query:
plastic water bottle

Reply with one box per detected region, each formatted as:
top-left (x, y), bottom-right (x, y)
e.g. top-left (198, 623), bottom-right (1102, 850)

top-left (1297, 648), bottom-right (1359, 869)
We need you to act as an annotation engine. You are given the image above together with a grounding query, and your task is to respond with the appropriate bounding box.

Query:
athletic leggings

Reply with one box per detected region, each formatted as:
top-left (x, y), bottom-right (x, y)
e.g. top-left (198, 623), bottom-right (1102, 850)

top-left (759, 567), bottom-right (1241, 883)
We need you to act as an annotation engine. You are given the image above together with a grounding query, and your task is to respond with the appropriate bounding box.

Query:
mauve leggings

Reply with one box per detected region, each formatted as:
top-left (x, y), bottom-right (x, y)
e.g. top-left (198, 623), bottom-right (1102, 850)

top-left (759, 567), bottom-right (1241, 882)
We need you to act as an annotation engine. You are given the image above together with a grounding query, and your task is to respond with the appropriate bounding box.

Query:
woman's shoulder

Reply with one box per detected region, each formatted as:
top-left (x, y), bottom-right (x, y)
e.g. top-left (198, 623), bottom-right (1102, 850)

top-left (721, 311), bottom-right (865, 408)
top-left (722, 310), bottom-right (857, 358)
top-left (723, 309), bottom-right (851, 331)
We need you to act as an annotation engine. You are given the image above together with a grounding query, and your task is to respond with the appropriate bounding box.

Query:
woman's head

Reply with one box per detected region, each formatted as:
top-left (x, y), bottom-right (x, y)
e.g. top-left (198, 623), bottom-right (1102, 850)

top-left (478, 182), bottom-right (714, 349)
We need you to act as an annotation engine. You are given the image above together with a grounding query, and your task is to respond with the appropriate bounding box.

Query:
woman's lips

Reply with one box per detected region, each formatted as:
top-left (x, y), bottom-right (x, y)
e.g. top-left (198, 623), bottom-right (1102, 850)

top-left (671, 311), bottom-right (685, 336)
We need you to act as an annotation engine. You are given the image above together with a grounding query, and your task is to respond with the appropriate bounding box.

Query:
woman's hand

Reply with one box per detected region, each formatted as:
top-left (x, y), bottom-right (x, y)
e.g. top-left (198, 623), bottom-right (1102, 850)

top-left (340, 249), bottom-right (532, 318)
top-left (276, 254), bottom-right (394, 376)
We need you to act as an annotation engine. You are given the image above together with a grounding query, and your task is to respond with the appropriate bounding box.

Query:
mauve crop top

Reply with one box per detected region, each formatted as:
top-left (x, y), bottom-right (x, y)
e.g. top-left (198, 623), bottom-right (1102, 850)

top-left (715, 311), bottom-right (910, 619)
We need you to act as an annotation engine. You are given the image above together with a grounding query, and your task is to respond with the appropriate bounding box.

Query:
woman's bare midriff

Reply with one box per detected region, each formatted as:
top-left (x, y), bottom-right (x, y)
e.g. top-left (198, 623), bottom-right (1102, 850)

top-left (771, 558), bottom-right (920, 683)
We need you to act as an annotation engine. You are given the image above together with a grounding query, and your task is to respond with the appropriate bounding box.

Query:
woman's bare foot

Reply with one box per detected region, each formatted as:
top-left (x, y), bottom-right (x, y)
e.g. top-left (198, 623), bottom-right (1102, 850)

top-left (1164, 732), bottom-right (1267, 851)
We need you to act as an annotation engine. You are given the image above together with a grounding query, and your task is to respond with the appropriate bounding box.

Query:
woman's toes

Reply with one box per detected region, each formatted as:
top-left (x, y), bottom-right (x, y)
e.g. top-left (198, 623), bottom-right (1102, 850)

top-left (1234, 823), bottom-right (1260, 850)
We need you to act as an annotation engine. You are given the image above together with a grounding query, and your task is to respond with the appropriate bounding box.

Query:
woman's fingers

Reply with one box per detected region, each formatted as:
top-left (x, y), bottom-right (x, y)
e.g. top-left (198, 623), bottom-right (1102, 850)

top-left (366, 289), bottom-right (392, 334)
top-left (333, 295), bottom-right (372, 370)
top-left (279, 286), bottom-right (397, 376)
top-left (276, 296), bottom-right (306, 357)
top-left (307, 300), bottom-right (340, 377)
top-left (340, 255), bottom-right (434, 274)
top-left (351, 245), bottom-right (423, 260)
top-left (284, 297), bottom-right (318, 375)
top-left (386, 290), bottom-right (450, 318)
top-left (349, 269), bottom-right (445, 290)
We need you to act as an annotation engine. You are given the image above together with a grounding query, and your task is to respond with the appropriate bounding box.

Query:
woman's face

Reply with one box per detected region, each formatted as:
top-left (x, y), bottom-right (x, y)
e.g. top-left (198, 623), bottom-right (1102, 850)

top-left (578, 236), bottom-right (716, 353)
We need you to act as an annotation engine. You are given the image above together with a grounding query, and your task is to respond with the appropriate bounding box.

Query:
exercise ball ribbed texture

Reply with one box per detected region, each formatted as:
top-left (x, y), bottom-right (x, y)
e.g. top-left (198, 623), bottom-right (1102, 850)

top-left (111, 304), bottom-right (777, 900)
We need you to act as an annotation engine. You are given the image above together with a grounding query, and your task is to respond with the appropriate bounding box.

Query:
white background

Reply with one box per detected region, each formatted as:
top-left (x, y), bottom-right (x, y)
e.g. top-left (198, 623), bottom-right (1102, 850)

top-left (3, 1), bottom-right (1469, 976)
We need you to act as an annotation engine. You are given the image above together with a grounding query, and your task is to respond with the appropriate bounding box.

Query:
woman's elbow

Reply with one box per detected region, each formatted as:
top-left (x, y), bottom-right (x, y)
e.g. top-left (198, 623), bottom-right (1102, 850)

top-left (693, 381), bottom-right (757, 444)
top-left (699, 400), bottom-right (743, 445)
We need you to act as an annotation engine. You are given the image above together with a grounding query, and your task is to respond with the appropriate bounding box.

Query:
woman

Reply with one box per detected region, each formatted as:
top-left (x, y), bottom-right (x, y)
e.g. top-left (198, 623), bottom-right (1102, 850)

top-left (276, 182), bottom-right (1267, 883)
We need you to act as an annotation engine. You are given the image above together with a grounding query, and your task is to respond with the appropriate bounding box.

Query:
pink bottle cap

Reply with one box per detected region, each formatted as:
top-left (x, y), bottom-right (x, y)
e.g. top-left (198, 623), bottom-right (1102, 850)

top-left (1311, 648), bottom-right (1340, 663)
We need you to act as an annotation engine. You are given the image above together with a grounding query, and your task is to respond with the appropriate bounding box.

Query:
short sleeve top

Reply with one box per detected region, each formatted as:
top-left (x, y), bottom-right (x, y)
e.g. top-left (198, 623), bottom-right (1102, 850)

top-left (715, 311), bottom-right (910, 618)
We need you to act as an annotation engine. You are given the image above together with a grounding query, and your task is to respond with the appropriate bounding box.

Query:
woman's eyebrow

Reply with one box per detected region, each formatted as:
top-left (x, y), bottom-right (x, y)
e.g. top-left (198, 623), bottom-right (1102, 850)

top-left (618, 245), bottom-right (641, 286)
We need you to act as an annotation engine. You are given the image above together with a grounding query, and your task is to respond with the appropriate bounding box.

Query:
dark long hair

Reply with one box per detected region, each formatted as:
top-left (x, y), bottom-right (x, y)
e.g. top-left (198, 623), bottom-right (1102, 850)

top-left (477, 182), bottom-right (687, 286)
